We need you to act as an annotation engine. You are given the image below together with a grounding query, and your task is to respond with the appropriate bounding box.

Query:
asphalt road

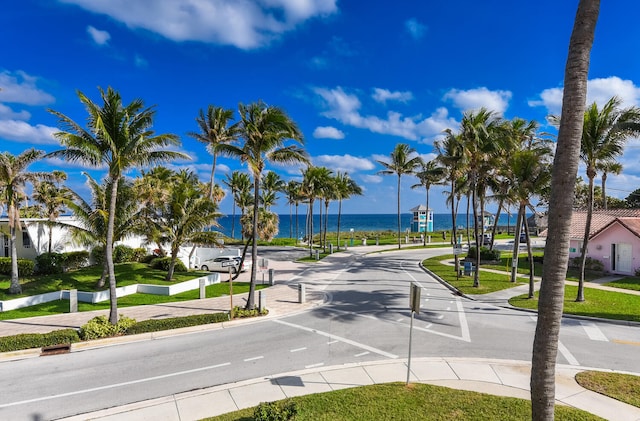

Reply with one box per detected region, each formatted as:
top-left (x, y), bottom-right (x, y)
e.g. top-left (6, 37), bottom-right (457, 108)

top-left (1, 247), bottom-right (639, 420)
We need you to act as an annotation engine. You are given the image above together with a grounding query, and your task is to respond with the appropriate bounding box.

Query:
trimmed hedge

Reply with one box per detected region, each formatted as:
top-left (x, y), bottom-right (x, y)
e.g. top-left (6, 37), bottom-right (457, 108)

top-left (466, 246), bottom-right (501, 261)
top-left (149, 256), bottom-right (187, 272)
top-left (0, 257), bottom-right (35, 276)
top-left (125, 312), bottom-right (230, 335)
top-left (0, 329), bottom-right (80, 353)
top-left (35, 251), bottom-right (91, 275)
top-left (79, 315), bottom-right (137, 340)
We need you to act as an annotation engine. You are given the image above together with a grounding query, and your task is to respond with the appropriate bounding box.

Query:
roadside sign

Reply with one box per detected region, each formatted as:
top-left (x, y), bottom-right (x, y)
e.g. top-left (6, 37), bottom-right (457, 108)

top-left (453, 244), bottom-right (464, 255)
top-left (409, 282), bottom-right (421, 314)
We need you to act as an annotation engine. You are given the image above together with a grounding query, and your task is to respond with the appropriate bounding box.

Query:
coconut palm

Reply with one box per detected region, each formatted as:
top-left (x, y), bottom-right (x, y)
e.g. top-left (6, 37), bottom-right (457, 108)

top-left (377, 144), bottom-right (423, 250)
top-left (223, 171), bottom-right (252, 240)
top-left (48, 87), bottom-right (187, 324)
top-left (531, 1), bottom-right (599, 418)
top-left (411, 160), bottom-right (445, 246)
top-left (596, 160), bottom-right (622, 210)
top-left (188, 105), bottom-right (238, 198)
top-left (260, 170), bottom-right (284, 211)
top-left (334, 172), bottom-right (362, 251)
top-left (300, 166), bottom-right (332, 255)
top-left (284, 180), bottom-right (302, 240)
top-left (31, 171), bottom-right (73, 254)
top-left (218, 101), bottom-right (308, 309)
top-left (0, 149), bottom-right (50, 293)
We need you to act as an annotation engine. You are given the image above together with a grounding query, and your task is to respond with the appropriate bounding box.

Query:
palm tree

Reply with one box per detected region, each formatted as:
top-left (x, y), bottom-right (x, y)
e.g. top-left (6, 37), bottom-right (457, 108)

top-left (218, 101), bottom-right (308, 309)
top-left (188, 105), bottom-right (238, 199)
top-left (48, 87), bottom-right (187, 324)
top-left (260, 170), bottom-right (284, 211)
top-left (597, 160), bottom-right (622, 210)
top-left (334, 172), bottom-right (362, 250)
top-left (301, 166), bottom-right (332, 255)
top-left (31, 171), bottom-right (72, 254)
top-left (223, 171), bottom-right (251, 240)
top-left (377, 144), bottom-right (423, 250)
top-left (284, 180), bottom-right (302, 240)
top-left (531, 1), bottom-right (599, 418)
top-left (553, 96), bottom-right (640, 301)
top-left (411, 160), bottom-right (445, 246)
top-left (0, 149), bottom-right (50, 294)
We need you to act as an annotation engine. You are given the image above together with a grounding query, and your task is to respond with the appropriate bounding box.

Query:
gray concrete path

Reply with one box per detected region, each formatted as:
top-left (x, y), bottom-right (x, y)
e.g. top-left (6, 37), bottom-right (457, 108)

top-left (2, 245), bottom-right (640, 421)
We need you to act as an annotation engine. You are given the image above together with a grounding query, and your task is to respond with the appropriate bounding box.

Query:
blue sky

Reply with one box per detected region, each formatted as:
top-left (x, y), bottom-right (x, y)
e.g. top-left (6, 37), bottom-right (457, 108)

top-left (2, 0), bottom-right (640, 215)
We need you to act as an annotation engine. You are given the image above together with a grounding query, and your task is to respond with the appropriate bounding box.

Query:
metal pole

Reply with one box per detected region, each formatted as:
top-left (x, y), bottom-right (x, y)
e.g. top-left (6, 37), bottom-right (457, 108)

top-left (407, 310), bottom-right (414, 384)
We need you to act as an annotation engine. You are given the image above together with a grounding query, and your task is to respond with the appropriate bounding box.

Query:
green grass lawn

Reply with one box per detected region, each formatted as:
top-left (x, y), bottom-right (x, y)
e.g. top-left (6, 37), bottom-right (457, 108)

top-left (576, 371), bottom-right (640, 408)
top-left (604, 276), bottom-right (640, 291)
top-left (509, 285), bottom-right (640, 323)
top-left (0, 262), bottom-right (211, 300)
top-left (207, 382), bottom-right (601, 421)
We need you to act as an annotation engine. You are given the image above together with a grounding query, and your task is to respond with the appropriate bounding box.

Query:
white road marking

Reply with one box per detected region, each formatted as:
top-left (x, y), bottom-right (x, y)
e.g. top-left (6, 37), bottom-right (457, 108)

top-left (397, 318), bottom-right (404, 322)
top-left (0, 362), bottom-right (232, 409)
top-left (580, 322), bottom-right (608, 341)
top-left (424, 323), bottom-right (432, 329)
top-left (558, 341), bottom-right (580, 365)
top-left (244, 356), bottom-right (264, 362)
top-left (274, 319), bottom-right (398, 359)
top-left (354, 351), bottom-right (370, 357)
top-left (327, 340), bottom-right (339, 344)
top-left (290, 347), bottom-right (307, 353)
top-left (305, 363), bottom-right (325, 369)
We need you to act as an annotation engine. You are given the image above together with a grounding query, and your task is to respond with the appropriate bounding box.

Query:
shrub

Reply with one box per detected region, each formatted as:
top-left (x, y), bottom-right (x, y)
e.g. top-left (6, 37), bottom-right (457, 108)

top-left (125, 313), bottom-right (229, 335)
top-left (79, 315), bottom-right (137, 340)
top-left (131, 248), bottom-right (147, 262)
top-left (0, 257), bottom-right (35, 276)
top-left (35, 252), bottom-right (66, 275)
top-left (150, 256), bottom-right (187, 272)
top-left (90, 246), bottom-right (104, 266)
top-left (113, 245), bottom-right (135, 263)
top-left (254, 400), bottom-right (298, 421)
top-left (232, 306), bottom-right (269, 318)
top-left (64, 251), bottom-right (90, 270)
top-left (466, 246), bottom-right (500, 261)
top-left (636, 267), bottom-right (640, 277)
top-left (140, 254), bottom-right (156, 264)
top-left (0, 329), bottom-right (80, 353)
top-left (569, 256), bottom-right (604, 271)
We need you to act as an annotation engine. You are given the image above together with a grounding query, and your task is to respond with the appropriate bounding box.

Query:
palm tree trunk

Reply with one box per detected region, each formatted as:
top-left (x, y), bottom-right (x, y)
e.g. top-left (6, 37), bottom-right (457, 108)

top-left (231, 198), bottom-right (236, 240)
top-left (465, 193), bottom-right (471, 248)
top-left (209, 154), bottom-right (217, 199)
top-left (295, 202), bottom-right (299, 245)
top-left (246, 175), bottom-right (260, 310)
top-left (96, 259), bottom-right (107, 288)
top-left (308, 199), bottom-right (314, 257)
top-left (337, 199), bottom-right (343, 251)
top-left (48, 223), bottom-right (53, 254)
top-left (106, 177), bottom-right (120, 325)
top-left (397, 174), bottom-right (401, 249)
top-left (601, 172), bottom-right (608, 210)
top-left (489, 198), bottom-right (504, 251)
top-left (531, 1), bottom-right (599, 419)
top-left (511, 205), bottom-right (524, 283)
top-left (472, 184), bottom-right (480, 288)
top-left (525, 221), bottom-right (535, 298)
top-left (8, 205), bottom-right (21, 294)
top-left (576, 173), bottom-right (595, 302)
top-left (450, 179), bottom-right (459, 273)
top-left (289, 202), bottom-right (293, 239)
top-left (323, 201), bottom-right (329, 252)
top-left (424, 187), bottom-right (429, 246)
top-left (166, 247), bottom-right (179, 281)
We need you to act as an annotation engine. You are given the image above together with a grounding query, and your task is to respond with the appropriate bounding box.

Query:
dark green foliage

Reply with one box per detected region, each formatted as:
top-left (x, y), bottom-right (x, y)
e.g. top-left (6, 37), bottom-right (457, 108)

top-left (139, 254), bottom-right (156, 264)
top-left (150, 256), bottom-right (187, 272)
top-left (90, 246), bottom-right (104, 266)
top-left (113, 245), bottom-right (135, 263)
top-left (79, 315), bottom-right (137, 340)
top-left (0, 328), bottom-right (80, 352)
top-left (253, 399), bottom-right (298, 421)
top-left (569, 256), bottom-right (604, 271)
top-left (125, 312), bottom-right (230, 335)
top-left (232, 306), bottom-right (269, 318)
top-left (0, 258), bottom-right (36, 276)
top-left (35, 252), bottom-right (66, 275)
top-left (64, 251), bottom-right (90, 270)
top-left (466, 246), bottom-right (501, 261)
top-left (132, 248), bottom-right (147, 262)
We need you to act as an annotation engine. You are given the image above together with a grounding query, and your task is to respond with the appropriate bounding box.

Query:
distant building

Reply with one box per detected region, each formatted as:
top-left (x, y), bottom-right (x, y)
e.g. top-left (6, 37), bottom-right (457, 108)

top-left (409, 205), bottom-right (433, 232)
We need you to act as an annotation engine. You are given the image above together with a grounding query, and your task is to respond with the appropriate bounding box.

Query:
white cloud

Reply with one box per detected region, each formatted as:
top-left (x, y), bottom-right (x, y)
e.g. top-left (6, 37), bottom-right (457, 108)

top-left (312, 154), bottom-right (374, 173)
top-left (313, 126), bottom-right (344, 139)
top-left (360, 174), bottom-right (383, 184)
top-left (0, 103), bottom-right (30, 120)
top-left (87, 25), bottom-right (111, 45)
top-left (0, 120), bottom-right (59, 144)
top-left (443, 87), bottom-right (512, 114)
top-left (529, 76), bottom-right (640, 115)
top-left (404, 18), bottom-right (426, 40)
top-left (0, 70), bottom-right (55, 105)
top-left (314, 86), bottom-right (458, 141)
top-left (62, 0), bottom-right (338, 49)
top-left (372, 88), bottom-right (413, 104)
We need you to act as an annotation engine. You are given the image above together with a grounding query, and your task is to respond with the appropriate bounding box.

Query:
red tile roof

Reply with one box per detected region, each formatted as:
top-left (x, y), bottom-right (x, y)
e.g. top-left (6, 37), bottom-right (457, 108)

top-left (539, 209), bottom-right (640, 239)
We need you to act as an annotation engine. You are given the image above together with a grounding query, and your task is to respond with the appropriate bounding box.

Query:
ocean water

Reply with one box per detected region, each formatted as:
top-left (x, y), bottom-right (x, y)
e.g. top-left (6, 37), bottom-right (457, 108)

top-left (216, 212), bottom-right (523, 239)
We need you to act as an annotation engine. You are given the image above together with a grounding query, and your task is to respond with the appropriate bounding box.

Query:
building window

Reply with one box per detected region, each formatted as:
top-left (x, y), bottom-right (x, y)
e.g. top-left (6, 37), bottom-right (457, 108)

top-left (22, 231), bottom-right (31, 249)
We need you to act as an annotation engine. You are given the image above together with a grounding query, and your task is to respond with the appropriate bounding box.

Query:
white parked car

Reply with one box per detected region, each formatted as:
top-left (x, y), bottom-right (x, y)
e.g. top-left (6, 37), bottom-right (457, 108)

top-left (197, 256), bottom-right (248, 273)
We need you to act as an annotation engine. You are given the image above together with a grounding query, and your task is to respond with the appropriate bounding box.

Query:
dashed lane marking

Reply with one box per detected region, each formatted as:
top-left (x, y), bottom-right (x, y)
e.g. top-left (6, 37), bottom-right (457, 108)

top-left (290, 347), bottom-right (307, 353)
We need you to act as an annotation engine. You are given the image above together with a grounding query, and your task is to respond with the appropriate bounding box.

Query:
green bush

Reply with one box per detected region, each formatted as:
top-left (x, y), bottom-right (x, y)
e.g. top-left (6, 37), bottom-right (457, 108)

top-left (466, 246), bottom-right (500, 261)
top-left (254, 399), bottom-right (298, 421)
top-left (232, 306), bottom-right (269, 318)
top-left (113, 245), bottom-right (135, 263)
top-left (0, 329), bottom-right (80, 353)
top-left (125, 312), bottom-right (229, 335)
top-left (79, 315), bottom-right (137, 340)
top-left (90, 246), bottom-right (104, 266)
top-left (0, 257), bottom-right (35, 276)
top-left (132, 248), bottom-right (147, 262)
top-left (150, 256), bottom-right (187, 272)
top-left (140, 254), bottom-right (156, 264)
top-left (35, 252), bottom-right (67, 275)
top-left (64, 251), bottom-right (90, 270)
top-left (569, 256), bottom-right (604, 271)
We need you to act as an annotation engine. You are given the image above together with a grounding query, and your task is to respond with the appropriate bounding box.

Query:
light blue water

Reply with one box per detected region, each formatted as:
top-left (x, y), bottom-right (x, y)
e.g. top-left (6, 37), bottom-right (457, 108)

top-left (216, 213), bottom-right (522, 239)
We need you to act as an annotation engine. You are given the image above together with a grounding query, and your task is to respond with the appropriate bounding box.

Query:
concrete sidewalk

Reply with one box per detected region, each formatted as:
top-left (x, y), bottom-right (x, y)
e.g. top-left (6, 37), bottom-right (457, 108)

top-left (60, 357), bottom-right (640, 421)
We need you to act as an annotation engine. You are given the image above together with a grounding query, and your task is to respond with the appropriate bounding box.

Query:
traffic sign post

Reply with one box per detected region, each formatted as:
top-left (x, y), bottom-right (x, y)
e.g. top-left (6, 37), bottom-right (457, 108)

top-left (407, 282), bottom-right (421, 384)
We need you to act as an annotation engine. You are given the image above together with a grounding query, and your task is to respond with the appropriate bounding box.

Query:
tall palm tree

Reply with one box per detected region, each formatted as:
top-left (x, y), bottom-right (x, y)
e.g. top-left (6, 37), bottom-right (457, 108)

top-left (597, 160), bottom-right (622, 210)
top-left (48, 87), bottom-right (187, 324)
top-left (0, 149), bottom-right (50, 294)
top-left (218, 101), bottom-right (308, 309)
top-left (31, 171), bottom-right (72, 254)
top-left (377, 144), bottom-right (423, 249)
top-left (260, 170), bottom-right (284, 211)
top-left (334, 172), bottom-right (362, 250)
top-left (300, 166), bottom-right (332, 255)
top-left (531, 1), bottom-right (599, 418)
top-left (553, 96), bottom-right (640, 301)
top-left (223, 171), bottom-right (252, 240)
top-left (284, 180), bottom-right (302, 240)
top-left (435, 130), bottom-right (466, 273)
top-left (411, 160), bottom-right (445, 246)
top-left (188, 105), bottom-right (238, 199)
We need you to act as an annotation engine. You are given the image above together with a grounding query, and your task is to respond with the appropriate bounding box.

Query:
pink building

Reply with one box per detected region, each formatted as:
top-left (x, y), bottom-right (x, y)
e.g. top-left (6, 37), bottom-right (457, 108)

top-left (562, 210), bottom-right (640, 275)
